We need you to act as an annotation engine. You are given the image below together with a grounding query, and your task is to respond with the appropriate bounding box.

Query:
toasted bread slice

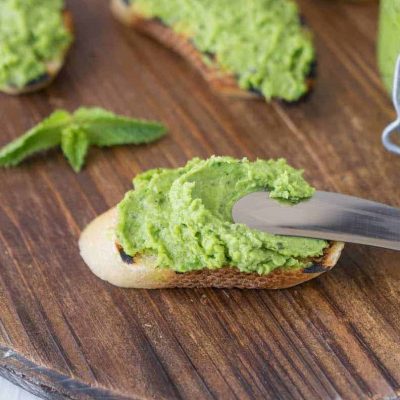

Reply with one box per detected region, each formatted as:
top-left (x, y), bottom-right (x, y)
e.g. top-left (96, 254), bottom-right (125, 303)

top-left (1, 10), bottom-right (74, 95)
top-left (79, 207), bottom-right (344, 289)
top-left (110, 0), bottom-right (315, 101)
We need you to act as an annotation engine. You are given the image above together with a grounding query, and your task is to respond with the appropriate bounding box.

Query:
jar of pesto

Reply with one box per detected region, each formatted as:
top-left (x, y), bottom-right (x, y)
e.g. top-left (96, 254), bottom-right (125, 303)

top-left (378, 0), bottom-right (400, 92)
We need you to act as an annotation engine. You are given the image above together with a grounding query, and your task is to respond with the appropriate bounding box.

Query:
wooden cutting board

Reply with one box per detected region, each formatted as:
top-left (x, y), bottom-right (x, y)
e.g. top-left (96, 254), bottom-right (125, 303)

top-left (1, 0), bottom-right (400, 399)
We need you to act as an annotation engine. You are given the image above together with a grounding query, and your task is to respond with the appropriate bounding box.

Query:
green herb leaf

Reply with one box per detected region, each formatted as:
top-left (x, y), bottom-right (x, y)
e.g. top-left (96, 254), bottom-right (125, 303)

top-left (0, 107), bottom-right (167, 172)
top-left (0, 110), bottom-right (70, 167)
top-left (73, 107), bottom-right (167, 146)
top-left (61, 126), bottom-right (89, 172)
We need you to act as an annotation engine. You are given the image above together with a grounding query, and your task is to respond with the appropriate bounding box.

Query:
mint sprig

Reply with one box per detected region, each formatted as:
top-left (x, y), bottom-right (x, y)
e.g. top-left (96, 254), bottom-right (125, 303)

top-left (0, 107), bottom-right (167, 172)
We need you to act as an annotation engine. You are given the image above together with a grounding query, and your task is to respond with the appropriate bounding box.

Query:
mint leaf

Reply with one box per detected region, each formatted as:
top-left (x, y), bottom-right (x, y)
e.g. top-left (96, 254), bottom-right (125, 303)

top-left (0, 110), bottom-right (70, 167)
top-left (73, 107), bottom-right (167, 146)
top-left (61, 126), bottom-right (89, 172)
top-left (0, 107), bottom-right (167, 172)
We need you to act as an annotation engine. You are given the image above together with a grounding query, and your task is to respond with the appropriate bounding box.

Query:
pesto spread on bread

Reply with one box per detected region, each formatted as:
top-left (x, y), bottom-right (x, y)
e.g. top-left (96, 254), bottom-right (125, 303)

top-left (0, 0), bottom-right (72, 90)
top-left (116, 157), bottom-right (328, 275)
top-left (126, 0), bottom-right (315, 101)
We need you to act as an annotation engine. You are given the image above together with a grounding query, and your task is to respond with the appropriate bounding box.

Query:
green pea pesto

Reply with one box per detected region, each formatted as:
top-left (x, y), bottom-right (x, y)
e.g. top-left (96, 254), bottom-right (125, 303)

top-left (378, 0), bottom-right (400, 93)
top-left (116, 157), bottom-right (328, 275)
top-left (126, 0), bottom-right (315, 101)
top-left (0, 0), bottom-right (72, 90)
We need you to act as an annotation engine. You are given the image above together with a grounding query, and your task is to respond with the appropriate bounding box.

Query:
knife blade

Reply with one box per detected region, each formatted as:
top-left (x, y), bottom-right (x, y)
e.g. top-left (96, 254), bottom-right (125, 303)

top-left (232, 191), bottom-right (400, 251)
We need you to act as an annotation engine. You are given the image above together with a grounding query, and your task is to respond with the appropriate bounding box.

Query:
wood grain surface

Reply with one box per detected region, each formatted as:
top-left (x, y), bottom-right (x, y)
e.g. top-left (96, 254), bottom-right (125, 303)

top-left (1, 0), bottom-right (399, 399)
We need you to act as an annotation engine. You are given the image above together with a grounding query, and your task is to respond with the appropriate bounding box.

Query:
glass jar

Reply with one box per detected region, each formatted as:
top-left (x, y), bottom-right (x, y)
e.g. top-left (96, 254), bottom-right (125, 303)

top-left (378, 0), bottom-right (400, 92)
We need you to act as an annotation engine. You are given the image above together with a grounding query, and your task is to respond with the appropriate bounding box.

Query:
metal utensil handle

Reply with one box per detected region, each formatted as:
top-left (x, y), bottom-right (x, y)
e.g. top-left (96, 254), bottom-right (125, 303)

top-left (382, 55), bottom-right (400, 155)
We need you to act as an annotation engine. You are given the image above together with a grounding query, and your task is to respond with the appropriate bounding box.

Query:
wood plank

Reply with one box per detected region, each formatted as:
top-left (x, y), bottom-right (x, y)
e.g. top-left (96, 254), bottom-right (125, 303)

top-left (1, 0), bottom-right (400, 398)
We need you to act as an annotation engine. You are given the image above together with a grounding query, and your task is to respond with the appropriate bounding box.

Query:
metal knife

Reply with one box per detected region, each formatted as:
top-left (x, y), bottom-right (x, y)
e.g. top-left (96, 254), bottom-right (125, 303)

top-left (232, 191), bottom-right (400, 251)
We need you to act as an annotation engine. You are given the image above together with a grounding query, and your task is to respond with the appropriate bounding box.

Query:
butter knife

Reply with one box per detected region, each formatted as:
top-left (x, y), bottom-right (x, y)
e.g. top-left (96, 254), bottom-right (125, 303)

top-left (232, 191), bottom-right (400, 251)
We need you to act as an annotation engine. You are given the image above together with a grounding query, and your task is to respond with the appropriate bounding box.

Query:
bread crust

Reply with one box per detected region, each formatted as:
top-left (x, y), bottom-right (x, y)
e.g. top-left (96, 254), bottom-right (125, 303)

top-left (1, 10), bottom-right (74, 95)
top-left (79, 207), bottom-right (344, 289)
top-left (110, 0), bottom-right (315, 101)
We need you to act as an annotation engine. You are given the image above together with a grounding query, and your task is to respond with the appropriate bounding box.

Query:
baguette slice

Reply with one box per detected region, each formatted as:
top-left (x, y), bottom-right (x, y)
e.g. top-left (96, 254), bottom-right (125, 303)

top-left (1, 10), bottom-right (74, 95)
top-left (79, 207), bottom-right (344, 289)
top-left (110, 0), bottom-right (315, 101)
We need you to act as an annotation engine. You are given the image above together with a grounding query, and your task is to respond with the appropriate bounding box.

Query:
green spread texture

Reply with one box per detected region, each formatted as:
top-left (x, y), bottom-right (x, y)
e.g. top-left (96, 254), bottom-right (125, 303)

top-left (0, 0), bottom-right (72, 89)
top-left (378, 0), bottom-right (400, 92)
top-left (128, 0), bottom-right (315, 101)
top-left (117, 157), bottom-right (328, 275)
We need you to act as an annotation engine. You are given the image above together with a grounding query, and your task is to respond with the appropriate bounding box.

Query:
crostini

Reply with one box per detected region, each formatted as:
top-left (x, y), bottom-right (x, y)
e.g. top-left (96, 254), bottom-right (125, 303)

top-left (80, 157), bottom-right (344, 289)
top-left (0, 3), bottom-right (73, 95)
top-left (111, 0), bottom-right (316, 102)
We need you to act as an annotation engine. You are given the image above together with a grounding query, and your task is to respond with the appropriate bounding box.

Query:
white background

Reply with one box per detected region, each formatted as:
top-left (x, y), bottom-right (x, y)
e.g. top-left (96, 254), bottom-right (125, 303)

top-left (0, 376), bottom-right (40, 400)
